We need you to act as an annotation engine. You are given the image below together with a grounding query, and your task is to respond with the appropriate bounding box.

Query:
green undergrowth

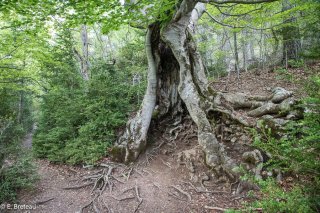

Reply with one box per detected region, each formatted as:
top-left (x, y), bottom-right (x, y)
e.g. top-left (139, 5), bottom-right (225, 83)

top-left (33, 67), bottom-right (143, 165)
top-left (33, 30), bottom-right (146, 166)
top-left (0, 90), bottom-right (36, 203)
top-left (0, 142), bottom-right (37, 203)
top-left (234, 73), bottom-right (320, 212)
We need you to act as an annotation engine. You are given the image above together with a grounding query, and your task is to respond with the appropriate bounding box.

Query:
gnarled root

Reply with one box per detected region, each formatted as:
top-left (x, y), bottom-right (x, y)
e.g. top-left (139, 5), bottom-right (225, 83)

top-left (210, 87), bottom-right (300, 128)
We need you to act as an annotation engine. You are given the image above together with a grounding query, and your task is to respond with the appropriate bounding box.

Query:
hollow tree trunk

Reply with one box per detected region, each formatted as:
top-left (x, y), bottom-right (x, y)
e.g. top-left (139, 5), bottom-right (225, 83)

top-left (112, 2), bottom-right (236, 175)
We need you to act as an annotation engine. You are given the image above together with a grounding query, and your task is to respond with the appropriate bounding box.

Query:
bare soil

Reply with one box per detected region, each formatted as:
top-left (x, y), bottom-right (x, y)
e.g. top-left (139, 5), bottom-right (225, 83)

top-left (15, 63), bottom-right (318, 213)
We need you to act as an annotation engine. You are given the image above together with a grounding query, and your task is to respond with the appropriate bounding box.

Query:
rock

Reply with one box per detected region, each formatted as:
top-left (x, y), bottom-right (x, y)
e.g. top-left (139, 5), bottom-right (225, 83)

top-left (224, 127), bottom-right (232, 133)
top-left (259, 115), bottom-right (289, 133)
top-left (176, 148), bottom-right (200, 173)
top-left (161, 149), bottom-right (169, 155)
top-left (186, 161), bottom-right (195, 173)
top-left (201, 173), bottom-right (210, 182)
top-left (242, 149), bottom-right (263, 165)
top-left (236, 180), bottom-right (260, 194)
top-left (235, 132), bottom-right (242, 137)
top-left (273, 169), bottom-right (282, 182)
top-left (238, 135), bottom-right (250, 144)
top-left (261, 170), bottom-right (268, 179)
top-left (231, 137), bottom-right (237, 143)
top-left (271, 87), bottom-right (293, 103)
top-left (286, 109), bottom-right (304, 120)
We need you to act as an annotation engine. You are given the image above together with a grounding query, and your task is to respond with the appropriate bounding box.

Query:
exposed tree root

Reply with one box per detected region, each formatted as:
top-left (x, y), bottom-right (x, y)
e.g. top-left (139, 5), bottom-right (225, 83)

top-left (65, 164), bottom-right (126, 213)
top-left (34, 197), bottom-right (55, 205)
top-left (106, 195), bottom-right (136, 201)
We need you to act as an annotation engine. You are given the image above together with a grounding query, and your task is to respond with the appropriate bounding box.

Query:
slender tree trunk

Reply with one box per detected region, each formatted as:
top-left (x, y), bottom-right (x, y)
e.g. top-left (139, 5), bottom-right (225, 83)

top-left (81, 25), bottom-right (90, 81)
top-left (233, 31), bottom-right (240, 80)
top-left (242, 38), bottom-right (248, 72)
top-left (282, 1), bottom-right (301, 63)
top-left (17, 90), bottom-right (23, 124)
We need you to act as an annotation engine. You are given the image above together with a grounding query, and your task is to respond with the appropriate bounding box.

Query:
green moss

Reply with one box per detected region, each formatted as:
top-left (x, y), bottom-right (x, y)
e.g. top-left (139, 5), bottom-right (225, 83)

top-left (110, 146), bottom-right (126, 162)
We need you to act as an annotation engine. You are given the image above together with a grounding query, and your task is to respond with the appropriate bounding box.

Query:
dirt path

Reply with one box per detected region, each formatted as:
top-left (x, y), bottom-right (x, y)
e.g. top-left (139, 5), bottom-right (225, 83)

top-left (17, 135), bottom-right (245, 213)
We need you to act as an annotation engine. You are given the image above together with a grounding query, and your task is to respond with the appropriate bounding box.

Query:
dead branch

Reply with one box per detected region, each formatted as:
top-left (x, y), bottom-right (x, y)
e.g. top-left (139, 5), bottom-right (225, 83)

top-left (169, 185), bottom-right (191, 201)
top-left (204, 206), bottom-right (227, 211)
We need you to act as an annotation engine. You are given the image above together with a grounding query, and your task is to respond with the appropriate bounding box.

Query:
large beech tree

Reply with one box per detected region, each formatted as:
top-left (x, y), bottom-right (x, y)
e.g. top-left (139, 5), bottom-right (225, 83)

top-left (111, 0), bottom-right (281, 175)
top-left (3, 0), bottom-right (314, 175)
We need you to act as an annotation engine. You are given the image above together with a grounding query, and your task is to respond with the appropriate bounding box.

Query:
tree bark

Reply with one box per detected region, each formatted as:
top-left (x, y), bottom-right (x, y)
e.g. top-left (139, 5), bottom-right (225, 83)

top-left (111, 26), bottom-right (158, 162)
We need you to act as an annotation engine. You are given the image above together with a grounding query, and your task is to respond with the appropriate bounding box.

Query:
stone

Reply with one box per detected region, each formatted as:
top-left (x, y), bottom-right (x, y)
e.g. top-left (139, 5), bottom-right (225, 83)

top-left (242, 149), bottom-right (263, 165)
top-left (231, 137), bottom-right (237, 143)
top-left (271, 87), bottom-right (293, 103)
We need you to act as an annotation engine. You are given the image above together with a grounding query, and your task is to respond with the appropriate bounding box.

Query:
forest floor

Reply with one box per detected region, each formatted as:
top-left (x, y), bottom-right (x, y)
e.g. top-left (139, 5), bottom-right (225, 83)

top-left (16, 62), bottom-right (318, 213)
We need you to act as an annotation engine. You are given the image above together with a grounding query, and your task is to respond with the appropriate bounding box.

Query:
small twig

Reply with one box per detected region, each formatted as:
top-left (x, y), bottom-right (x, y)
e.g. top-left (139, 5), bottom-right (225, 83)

top-left (127, 167), bottom-right (133, 181)
top-left (135, 184), bottom-right (142, 202)
top-left (142, 168), bottom-right (151, 175)
top-left (152, 182), bottom-right (160, 189)
top-left (112, 176), bottom-right (125, 184)
top-left (160, 159), bottom-right (172, 168)
top-left (122, 187), bottom-right (135, 194)
top-left (67, 167), bottom-right (78, 174)
top-left (134, 200), bottom-right (143, 213)
top-left (133, 169), bottom-right (143, 176)
top-left (168, 192), bottom-right (188, 202)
